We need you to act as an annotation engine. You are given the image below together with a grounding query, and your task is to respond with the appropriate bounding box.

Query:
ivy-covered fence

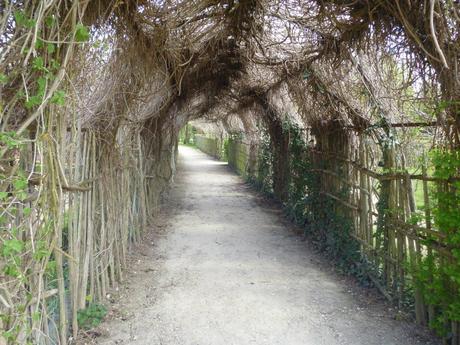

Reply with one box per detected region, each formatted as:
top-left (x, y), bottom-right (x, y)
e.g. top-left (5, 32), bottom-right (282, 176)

top-left (194, 135), bottom-right (224, 160)
top-left (227, 138), bottom-right (261, 180)
top-left (0, 3), bottom-right (179, 341)
top-left (223, 121), bottom-right (460, 344)
top-left (0, 125), bottom-right (174, 344)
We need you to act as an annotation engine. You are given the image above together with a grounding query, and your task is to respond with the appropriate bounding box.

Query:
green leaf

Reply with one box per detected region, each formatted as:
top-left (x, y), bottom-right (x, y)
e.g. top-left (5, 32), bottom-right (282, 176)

top-left (51, 90), bottom-right (66, 106)
top-left (0, 191), bottom-right (7, 200)
top-left (50, 59), bottom-right (60, 71)
top-left (33, 242), bottom-right (51, 260)
top-left (32, 57), bottom-right (45, 71)
top-left (75, 24), bottom-right (90, 43)
top-left (4, 264), bottom-right (20, 278)
top-left (47, 43), bottom-right (56, 54)
top-left (0, 73), bottom-right (8, 84)
top-left (32, 312), bottom-right (41, 322)
top-left (35, 39), bottom-right (44, 49)
top-left (23, 207), bottom-right (31, 216)
top-left (37, 77), bottom-right (47, 96)
top-left (0, 132), bottom-right (21, 148)
top-left (45, 260), bottom-right (56, 277)
top-left (26, 19), bottom-right (36, 28)
top-left (13, 178), bottom-right (27, 190)
top-left (14, 10), bottom-right (36, 28)
top-left (77, 304), bottom-right (107, 330)
top-left (2, 239), bottom-right (24, 256)
top-left (17, 191), bottom-right (28, 202)
top-left (45, 16), bottom-right (55, 28)
top-left (14, 11), bottom-right (27, 26)
top-left (25, 95), bottom-right (42, 109)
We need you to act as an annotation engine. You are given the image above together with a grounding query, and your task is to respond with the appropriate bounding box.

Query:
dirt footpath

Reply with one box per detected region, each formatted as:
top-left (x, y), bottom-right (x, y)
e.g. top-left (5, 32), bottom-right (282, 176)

top-left (95, 145), bottom-right (438, 345)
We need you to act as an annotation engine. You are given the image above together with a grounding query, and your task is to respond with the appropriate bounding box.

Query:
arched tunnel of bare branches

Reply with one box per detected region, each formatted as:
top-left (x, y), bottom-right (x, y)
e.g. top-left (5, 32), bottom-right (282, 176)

top-left (0, 1), bottom-right (459, 344)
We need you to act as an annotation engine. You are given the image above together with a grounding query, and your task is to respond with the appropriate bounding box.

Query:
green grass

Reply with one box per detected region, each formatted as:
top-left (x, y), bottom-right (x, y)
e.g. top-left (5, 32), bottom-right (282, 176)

top-left (412, 180), bottom-right (425, 210)
top-left (407, 167), bottom-right (435, 210)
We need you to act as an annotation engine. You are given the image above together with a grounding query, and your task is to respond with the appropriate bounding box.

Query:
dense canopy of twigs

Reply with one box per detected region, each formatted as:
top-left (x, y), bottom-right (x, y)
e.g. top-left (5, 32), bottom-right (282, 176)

top-left (2, 1), bottom-right (460, 138)
top-left (0, 0), bottom-right (459, 344)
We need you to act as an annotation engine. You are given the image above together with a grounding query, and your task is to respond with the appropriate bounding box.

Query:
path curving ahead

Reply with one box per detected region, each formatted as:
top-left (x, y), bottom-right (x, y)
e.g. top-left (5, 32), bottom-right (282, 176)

top-left (96, 145), bottom-right (437, 345)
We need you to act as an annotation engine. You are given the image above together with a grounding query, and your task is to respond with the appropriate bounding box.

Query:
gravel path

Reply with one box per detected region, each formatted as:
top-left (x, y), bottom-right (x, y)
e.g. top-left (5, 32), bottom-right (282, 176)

top-left (95, 145), bottom-right (438, 345)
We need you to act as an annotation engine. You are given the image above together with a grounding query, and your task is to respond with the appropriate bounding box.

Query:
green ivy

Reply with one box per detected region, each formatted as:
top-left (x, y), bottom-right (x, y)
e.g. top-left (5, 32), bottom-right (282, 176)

top-left (283, 120), bottom-right (309, 224)
top-left (0, 131), bottom-right (22, 148)
top-left (254, 120), bottom-right (367, 282)
top-left (413, 149), bottom-right (460, 336)
top-left (14, 10), bottom-right (36, 29)
top-left (0, 73), bottom-right (8, 84)
top-left (75, 24), bottom-right (90, 43)
top-left (255, 125), bottom-right (273, 195)
top-left (77, 303), bottom-right (107, 330)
